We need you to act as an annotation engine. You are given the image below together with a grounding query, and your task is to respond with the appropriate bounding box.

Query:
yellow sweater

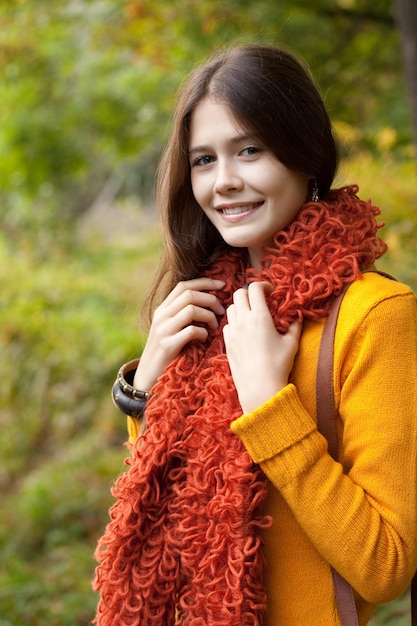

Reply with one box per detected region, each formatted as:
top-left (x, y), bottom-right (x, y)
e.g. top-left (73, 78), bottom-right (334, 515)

top-left (231, 272), bottom-right (417, 625)
top-left (127, 273), bottom-right (417, 624)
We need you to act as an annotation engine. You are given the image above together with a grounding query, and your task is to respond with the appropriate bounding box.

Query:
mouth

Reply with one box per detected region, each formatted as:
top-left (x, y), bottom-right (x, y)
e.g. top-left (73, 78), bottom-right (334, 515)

top-left (216, 201), bottom-right (263, 215)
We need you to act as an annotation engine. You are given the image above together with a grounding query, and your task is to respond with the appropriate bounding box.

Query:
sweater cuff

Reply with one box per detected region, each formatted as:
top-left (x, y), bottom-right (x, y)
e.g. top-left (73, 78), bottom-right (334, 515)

top-left (231, 384), bottom-right (327, 484)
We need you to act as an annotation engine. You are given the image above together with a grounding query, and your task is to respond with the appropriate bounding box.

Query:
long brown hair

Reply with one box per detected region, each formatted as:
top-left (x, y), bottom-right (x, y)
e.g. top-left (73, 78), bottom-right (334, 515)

top-left (147, 44), bottom-right (339, 313)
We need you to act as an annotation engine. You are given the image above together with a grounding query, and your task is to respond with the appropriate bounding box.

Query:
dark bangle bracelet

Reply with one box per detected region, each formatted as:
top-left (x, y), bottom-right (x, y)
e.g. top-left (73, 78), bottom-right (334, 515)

top-left (116, 359), bottom-right (151, 400)
top-left (111, 359), bottom-right (151, 418)
top-left (112, 380), bottom-right (147, 418)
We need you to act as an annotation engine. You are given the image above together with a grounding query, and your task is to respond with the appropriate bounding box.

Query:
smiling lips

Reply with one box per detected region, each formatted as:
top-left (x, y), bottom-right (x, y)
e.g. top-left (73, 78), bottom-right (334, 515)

top-left (216, 201), bottom-right (264, 216)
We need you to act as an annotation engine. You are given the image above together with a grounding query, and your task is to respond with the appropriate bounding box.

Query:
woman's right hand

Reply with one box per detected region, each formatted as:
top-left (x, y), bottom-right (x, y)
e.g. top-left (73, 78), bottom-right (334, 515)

top-left (133, 278), bottom-right (225, 392)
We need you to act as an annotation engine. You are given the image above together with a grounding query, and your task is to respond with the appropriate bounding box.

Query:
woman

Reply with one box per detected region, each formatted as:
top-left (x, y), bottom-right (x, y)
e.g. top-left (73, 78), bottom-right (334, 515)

top-left (94, 44), bottom-right (417, 625)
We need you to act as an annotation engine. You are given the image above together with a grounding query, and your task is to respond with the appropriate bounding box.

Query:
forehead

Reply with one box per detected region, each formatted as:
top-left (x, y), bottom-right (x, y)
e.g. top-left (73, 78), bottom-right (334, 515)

top-left (189, 97), bottom-right (250, 147)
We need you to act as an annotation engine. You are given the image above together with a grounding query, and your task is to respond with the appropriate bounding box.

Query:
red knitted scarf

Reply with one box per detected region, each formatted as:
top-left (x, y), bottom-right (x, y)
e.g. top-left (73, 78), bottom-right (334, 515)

top-left (94, 186), bottom-right (386, 625)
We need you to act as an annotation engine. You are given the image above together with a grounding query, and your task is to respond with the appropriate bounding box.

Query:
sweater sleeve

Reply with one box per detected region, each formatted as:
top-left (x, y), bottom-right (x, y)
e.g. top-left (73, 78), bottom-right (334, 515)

top-left (231, 291), bottom-right (417, 604)
top-left (127, 416), bottom-right (143, 444)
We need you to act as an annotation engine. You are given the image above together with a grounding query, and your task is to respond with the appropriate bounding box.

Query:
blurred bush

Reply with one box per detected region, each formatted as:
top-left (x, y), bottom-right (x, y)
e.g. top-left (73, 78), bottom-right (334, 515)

top-left (0, 228), bottom-right (161, 624)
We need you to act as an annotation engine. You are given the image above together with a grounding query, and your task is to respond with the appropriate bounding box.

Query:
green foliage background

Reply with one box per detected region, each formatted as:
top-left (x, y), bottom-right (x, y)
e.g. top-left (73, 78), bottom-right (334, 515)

top-left (1, 0), bottom-right (416, 624)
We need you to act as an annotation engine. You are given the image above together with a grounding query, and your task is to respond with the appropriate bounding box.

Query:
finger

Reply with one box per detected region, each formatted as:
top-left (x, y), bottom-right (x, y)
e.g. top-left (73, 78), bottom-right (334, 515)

top-left (247, 280), bottom-right (273, 298)
top-left (225, 303), bottom-right (236, 324)
top-left (245, 281), bottom-right (272, 311)
top-left (232, 287), bottom-right (251, 309)
top-left (178, 289), bottom-right (225, 316)
top-left (175, 324), bottom-right (209, 345)
top-left (165, 278), bottom-right (225, 306)
top-left (155, 322), bottom-right (211, 360)
top-left (286, 318), bottom-right (303, 340)
top-left (167, 303), bottom-right (222, 333)
top-left (162, 287), bottom-right (226, 318)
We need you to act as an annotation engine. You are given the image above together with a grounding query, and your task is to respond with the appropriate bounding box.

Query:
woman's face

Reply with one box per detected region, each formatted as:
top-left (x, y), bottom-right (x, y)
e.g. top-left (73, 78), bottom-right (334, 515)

top-left (189, 97), bottom-right (310, 269)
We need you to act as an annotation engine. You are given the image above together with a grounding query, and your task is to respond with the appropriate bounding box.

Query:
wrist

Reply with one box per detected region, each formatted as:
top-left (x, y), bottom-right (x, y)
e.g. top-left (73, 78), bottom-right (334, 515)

top-left (240, 381), bottom-right (287, 415)
top-left (133, 355), bottom-right (159, 393)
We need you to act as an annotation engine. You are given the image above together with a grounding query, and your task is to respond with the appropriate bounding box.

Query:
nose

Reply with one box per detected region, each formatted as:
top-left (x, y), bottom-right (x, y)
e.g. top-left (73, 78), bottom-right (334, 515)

top-left (213, 159), bottom-right (243, 194)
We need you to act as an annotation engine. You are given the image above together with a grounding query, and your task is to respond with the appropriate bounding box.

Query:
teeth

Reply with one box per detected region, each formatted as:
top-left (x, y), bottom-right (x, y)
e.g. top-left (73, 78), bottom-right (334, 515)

top-left (221, 203), bottom-right (259, 215)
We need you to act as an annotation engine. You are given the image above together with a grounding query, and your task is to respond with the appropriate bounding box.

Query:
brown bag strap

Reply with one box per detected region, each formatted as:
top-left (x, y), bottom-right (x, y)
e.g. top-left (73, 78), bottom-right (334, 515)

top-left (317, 283), bottom-right (359, 626)
top-left (316, 285), bottom-right (349, 460)
top-left (316, 271), bottom-right (416, 626)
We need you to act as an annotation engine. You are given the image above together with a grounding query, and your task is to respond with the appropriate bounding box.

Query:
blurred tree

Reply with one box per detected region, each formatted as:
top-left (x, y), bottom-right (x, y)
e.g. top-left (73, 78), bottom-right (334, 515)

top-left (394, 0), bottom-right (417, 146)
top-left (0, 0), bottom-right (412, 239)
top-left (0, 1), bottom-right (174, 228)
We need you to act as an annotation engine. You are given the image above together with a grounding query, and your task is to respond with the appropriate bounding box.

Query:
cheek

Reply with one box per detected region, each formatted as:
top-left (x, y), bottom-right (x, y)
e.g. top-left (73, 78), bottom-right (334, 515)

top-left (273, 175), bottom-right (309, 208)
top-left (190, 174), bottom-right (206, 206)
top-left (201, 206), bottom-right (216, 227)
top-left (192, 181), bottom-right (214, 215)
top-left (190, 177), bottom-right (213, 220)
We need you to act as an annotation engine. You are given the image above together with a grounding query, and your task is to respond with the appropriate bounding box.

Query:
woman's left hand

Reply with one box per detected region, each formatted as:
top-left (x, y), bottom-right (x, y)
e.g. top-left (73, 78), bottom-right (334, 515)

top-left (223, 282), bottom-right (302, 414)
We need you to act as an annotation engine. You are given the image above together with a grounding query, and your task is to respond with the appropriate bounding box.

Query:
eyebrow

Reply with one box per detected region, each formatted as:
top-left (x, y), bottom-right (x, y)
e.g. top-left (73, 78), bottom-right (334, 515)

top-left (188, 133), bottom-right (256, 157)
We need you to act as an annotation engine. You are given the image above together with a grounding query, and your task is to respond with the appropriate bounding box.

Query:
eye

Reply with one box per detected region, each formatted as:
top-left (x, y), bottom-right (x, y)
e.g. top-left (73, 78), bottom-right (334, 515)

top-left (191, 154), bottom-right (215, 167)
top-left (240, 146), bottom-right (261, 157)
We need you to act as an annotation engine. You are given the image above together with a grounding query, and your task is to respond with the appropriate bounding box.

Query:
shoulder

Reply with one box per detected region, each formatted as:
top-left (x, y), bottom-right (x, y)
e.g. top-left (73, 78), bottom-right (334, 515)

top-left (299, 272), bottom-right (416, 353)
top-left (334, 270), bottom-right (417, 363)
top-left (339, 270), bottom-right (417, 330)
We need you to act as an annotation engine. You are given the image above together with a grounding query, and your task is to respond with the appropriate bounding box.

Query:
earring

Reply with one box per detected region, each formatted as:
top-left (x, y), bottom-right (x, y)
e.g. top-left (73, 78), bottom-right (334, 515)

top-left (311, 180), bottom-right (319, 202)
